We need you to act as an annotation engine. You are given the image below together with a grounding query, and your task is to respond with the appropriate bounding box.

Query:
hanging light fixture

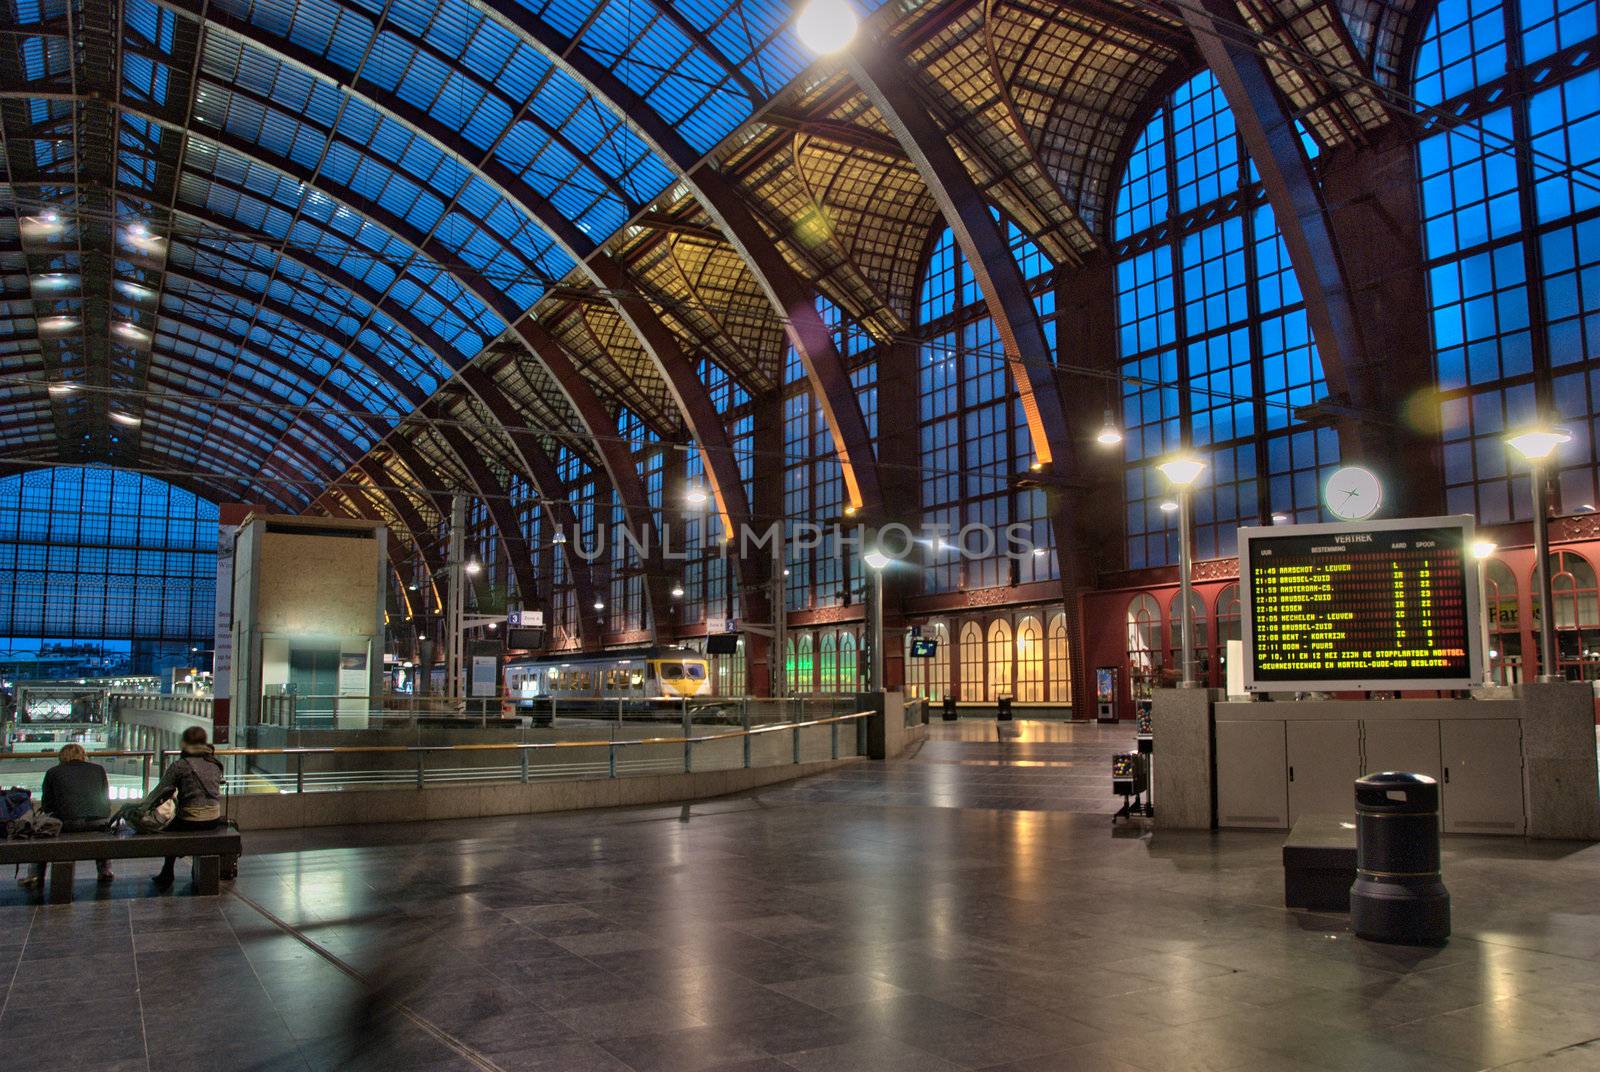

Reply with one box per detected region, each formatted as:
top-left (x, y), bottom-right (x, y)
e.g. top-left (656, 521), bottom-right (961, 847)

top-left (1095, 408), bottom-right (1123, 447)
top-left (795, 0), bottom-right (859, 55)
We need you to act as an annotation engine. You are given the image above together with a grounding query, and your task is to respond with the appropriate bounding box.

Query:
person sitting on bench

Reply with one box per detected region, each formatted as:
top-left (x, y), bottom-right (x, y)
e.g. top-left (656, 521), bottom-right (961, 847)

top-left (18, 743), bottom-right (114, 889)
top-left (144, 727), bottom-right (234, 888)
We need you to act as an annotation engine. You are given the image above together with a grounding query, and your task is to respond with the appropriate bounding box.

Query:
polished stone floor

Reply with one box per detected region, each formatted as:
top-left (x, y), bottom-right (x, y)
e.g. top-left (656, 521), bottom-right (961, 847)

top-left (2, 720), bottom-right (1598, 1072)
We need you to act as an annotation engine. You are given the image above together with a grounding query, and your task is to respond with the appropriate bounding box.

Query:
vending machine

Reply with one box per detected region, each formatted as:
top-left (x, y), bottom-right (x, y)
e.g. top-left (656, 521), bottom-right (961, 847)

top-left (1095, 667), bottom-right (1118, 722)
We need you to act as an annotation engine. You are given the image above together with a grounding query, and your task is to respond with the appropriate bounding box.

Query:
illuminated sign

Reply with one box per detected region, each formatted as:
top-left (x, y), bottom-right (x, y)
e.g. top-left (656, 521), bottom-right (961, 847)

top-left (1240, 516), bottom-right (1482, 691)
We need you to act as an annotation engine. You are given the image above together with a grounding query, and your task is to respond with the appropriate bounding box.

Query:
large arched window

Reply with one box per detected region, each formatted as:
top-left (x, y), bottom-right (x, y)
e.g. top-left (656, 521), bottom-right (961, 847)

top-left (1016, 615), bottom-right (1045, 701)
top-left (987, 619), bottom-right (1014, 700)
top-left (1113, 70), bottom-right (1340, 569)
top-left (1484, 557), bottom-right (1521, 683)
top-left (1047, 612), bottom-right (1072, 703)
top-left (0, 467), bottom-right (218, 676)
top-left (1217, 583), bottom-right (1242, 684)
top-left (1127, 593), bottom-right (1163, 698)
top-left (960, 621), bottom-right (986, 700)
top-left (1416, 0), bottom-right (1600, 519)
top-left (839, 631), bottom-right (858, 693)
top-left (1533, 549), bottom-right (1600, 678)
top-left (917, 221), bottom-right (1060, 594)
top-left (907, 621), bottom-right (952, 700)
top-left (819, 632), bottom-right (839, 694)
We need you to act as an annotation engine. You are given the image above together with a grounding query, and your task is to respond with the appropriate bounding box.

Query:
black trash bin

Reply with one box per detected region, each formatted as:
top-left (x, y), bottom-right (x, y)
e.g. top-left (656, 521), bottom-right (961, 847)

top-left (1351, 772), bottom-right (1450, 945)
top-left (996, 695), bottom-right (1013, 722)
top-left (942, 694), bottom-right (957, 721)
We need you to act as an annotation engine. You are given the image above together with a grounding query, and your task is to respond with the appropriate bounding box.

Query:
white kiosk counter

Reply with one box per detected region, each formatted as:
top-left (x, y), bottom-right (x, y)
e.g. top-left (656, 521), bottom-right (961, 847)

top-left (1155, 683), bottom-right (1599, 840)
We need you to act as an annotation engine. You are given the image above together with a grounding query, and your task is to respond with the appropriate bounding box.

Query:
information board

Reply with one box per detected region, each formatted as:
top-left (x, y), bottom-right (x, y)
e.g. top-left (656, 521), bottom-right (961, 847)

top-left (1240, 516), bottom-right (1482, 691)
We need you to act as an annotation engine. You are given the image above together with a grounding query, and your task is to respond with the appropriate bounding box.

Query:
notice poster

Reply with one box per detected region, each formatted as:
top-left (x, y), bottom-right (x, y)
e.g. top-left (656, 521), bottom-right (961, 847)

top-left (1240, 516), bottom-right (1481, 691)
top-left (470, 655), bottom-right (499, 698)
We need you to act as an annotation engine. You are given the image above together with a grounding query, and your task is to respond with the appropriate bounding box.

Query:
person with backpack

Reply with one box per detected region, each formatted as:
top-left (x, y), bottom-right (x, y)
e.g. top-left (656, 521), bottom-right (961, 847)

top-left (19, 743), bottom-right (112, 888)
top-left (143, 726), bottom-right (236, 887)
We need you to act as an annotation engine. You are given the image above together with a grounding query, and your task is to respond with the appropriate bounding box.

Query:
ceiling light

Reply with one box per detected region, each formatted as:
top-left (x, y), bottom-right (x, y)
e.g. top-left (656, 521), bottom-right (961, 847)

top-left (22, 211), bottom-right (65, 237)
top-left (551, 530), bottom-right (568, 544)
top-left (671, 585), bottom-right (684, 598)
top-left (47, 382), bottom-right (76, 397)
top-left (463, 559), bottom-right (482, 575)
top-left (1095, 409), bottom-right (1124, 447)
top-left (110, 412), bottom-right (141, 426)
top-left (593, 600), bottom-right (605, 610)
top-left (1271, 513), bottom-right (1289, 523)
top-left (684, 483), bottom-right (709, 507)
top-left (114, 321), bottom-right (151, 344)
top-left (1159, 500), bottom-right (1179, 513)
top-left (116, 280), bottom-right (156, 301)
top-left (795, 0), bottom-right (859, 55)
top-left (1031, 547), bottom-right (1047, 557)
top-left (32, 273), bottom-right (74, 291)
top-left (39, 315), bottom-right (79, 331)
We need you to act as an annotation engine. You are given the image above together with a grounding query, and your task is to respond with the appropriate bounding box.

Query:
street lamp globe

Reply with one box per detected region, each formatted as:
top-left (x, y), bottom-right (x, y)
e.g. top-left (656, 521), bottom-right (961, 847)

top-left (1505, 426), bottom-right (1571, 461)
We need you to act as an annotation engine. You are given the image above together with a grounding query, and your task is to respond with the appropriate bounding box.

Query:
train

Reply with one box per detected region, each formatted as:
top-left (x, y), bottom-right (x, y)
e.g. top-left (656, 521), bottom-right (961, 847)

top-left (502, 646), bottom-right (713, 720)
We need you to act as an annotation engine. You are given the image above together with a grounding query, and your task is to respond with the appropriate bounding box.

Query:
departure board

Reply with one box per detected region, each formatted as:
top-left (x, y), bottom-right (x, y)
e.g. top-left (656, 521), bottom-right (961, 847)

top-left (1239, 517), bottom-right (1481, 691)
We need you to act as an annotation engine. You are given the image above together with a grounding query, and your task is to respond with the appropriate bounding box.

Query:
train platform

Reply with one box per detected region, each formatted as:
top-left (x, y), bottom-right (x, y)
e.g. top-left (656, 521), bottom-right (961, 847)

top-left (2, 721), bottom-right (1598, 1072)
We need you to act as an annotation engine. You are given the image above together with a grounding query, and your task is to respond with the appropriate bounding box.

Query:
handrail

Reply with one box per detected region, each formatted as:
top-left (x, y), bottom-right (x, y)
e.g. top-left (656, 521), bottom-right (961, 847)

top-left (154, 711), bottom-right (874, 759)
top-left (0, 750), bottom-right (157, 761)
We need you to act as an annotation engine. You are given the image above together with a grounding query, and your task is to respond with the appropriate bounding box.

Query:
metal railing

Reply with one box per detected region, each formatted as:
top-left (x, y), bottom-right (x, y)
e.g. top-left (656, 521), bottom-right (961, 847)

top-left (0, 749), bottom-right (157, 796)
top-left (159, 710), bottom-right (873, 794)
top-left (112, 693), bottom-right (215, 719)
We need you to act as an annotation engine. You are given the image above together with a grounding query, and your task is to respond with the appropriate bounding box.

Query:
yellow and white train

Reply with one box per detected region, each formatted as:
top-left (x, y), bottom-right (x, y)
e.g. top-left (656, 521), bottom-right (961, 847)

top-left (503, 646), bottom-right (712, 716)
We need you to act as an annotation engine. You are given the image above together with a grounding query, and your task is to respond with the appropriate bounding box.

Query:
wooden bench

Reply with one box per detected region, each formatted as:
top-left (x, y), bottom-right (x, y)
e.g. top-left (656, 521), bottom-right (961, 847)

top-left (1283, 814), bottom-right (1357, 911)
top-left (0, 829), bottom-right (241, 901)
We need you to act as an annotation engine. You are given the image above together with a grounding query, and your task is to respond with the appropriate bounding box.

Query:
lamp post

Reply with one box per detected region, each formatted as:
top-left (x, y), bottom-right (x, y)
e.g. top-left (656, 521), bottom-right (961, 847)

top-left (1505, 426), bottom-right (1572, 683)
top-left (863, 548), bottom-right (891, 692)
top-left (1471, 540), bottom-right (1497, 688)
top-left (1157, 454), bottom-right (1208, 688)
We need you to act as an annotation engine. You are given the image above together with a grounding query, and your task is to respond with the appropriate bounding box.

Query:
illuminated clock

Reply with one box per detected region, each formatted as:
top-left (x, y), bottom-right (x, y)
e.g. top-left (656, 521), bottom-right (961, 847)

top-left (1324, 466), bottom-right (1384, 521)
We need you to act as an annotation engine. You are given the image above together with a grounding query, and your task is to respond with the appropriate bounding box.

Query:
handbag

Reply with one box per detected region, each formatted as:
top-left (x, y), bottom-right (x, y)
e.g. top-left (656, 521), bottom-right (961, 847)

top-left (110, 795), bottom-right (176, 834)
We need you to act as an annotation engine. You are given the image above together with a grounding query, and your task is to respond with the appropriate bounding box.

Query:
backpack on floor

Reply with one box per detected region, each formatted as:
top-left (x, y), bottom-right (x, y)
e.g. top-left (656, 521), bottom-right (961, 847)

top-left (0, 788), bottom-right (32, 837)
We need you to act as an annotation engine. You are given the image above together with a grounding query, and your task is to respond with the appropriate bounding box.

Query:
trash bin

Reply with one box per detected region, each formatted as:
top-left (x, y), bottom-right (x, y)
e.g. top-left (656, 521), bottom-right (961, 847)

top-left (996, 695), bottom-right (1013, 721)
top-left (942, 694), bottom-right (957, 722)
top-left (1351, 772), bottom-right (1450, 945)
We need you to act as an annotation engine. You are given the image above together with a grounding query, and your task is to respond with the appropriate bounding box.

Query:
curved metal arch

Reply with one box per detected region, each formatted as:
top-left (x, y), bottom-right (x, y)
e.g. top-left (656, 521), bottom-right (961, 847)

top-left (460, 360), bottom-right (672, 642)
top-left (144, 112), bottom-right (680, 636)
top-left (846, 38), bottom-right (1075, 475)
top-left (154, 257), bottom-right (432, 410)
top-left (319, 485), bottom-right (422, 624)
top-left (0, 450), bottom-right (294, 514)
top-left (462, 0), bottom-right (886, 518)
top-left (150, 304), bottom-right (403, 434)
top-left (169, 127), bottom-right (740, 630)
top-left (1173, 0), bottom-right (1362, 408)
top-left (131, 394), bottom-right (342, 493)
top-left (354, 455), bottom-right (447, 612)
top-left (119, 93), bottom-right (682, 622)
top-left (142, 334), bottom-right (385, 463)
top-left (127, 409), bottom-right (319, 507)
top-left (423, 397), bottom-right (542, 625)
top-left (151, 0), bottom-right (760, 587)
top-left (172, 204), bottom-right (647, 615)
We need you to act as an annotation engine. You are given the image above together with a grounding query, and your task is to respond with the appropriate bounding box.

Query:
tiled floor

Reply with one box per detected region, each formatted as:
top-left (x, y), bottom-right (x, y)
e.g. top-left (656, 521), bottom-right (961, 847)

top-left (2, 719), bottom-right (1598, 1072)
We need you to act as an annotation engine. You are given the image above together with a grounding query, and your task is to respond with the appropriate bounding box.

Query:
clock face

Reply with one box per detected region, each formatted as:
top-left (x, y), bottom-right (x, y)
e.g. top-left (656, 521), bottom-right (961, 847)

top-left (1324, 466), bottom-right (1384, 521)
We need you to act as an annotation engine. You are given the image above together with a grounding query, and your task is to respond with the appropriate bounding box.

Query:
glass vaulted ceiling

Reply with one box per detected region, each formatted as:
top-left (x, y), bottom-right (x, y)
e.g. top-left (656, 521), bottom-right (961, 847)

top-left (5, 0), bottom-right (886, 501)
